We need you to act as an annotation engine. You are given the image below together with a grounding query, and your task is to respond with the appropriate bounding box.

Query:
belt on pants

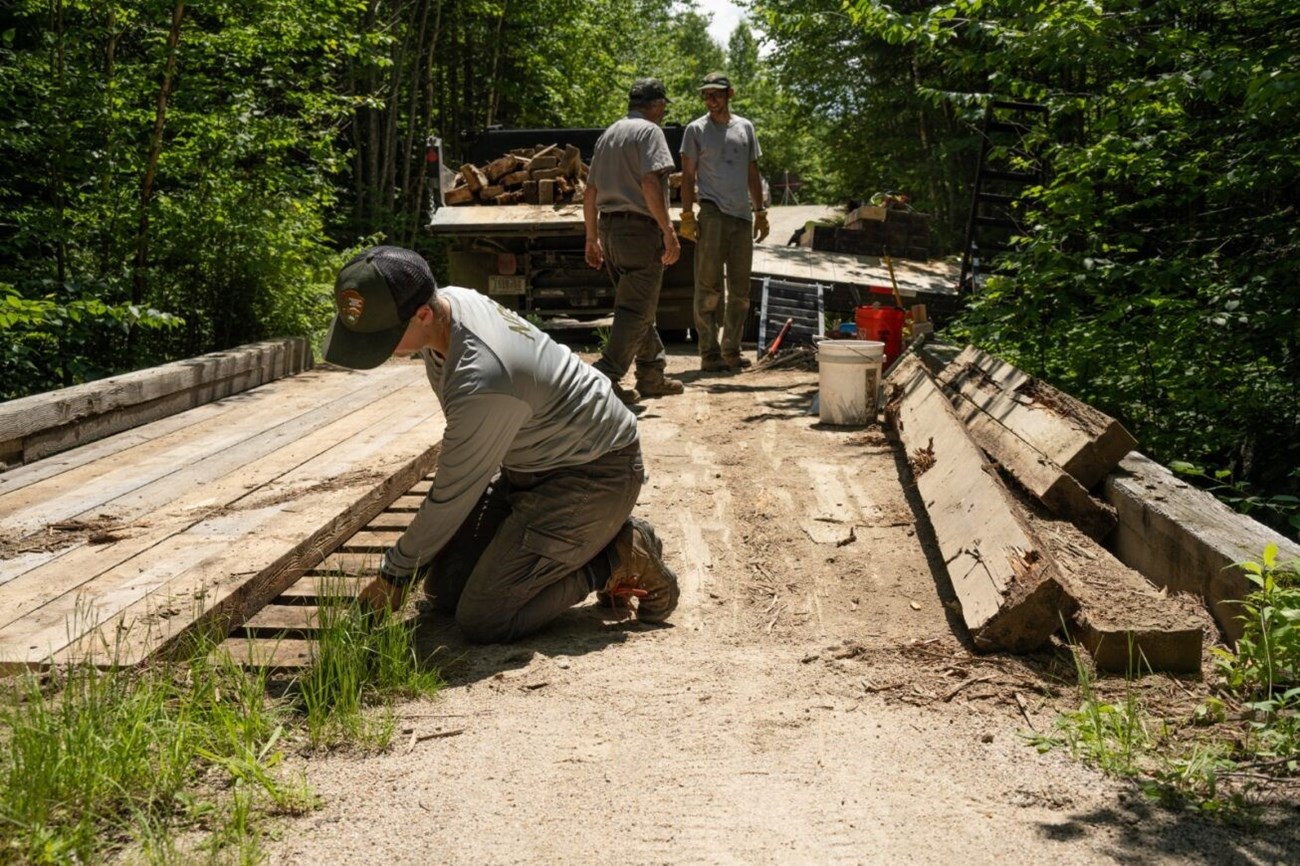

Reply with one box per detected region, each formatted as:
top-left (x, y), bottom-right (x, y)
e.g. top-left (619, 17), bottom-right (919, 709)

top-left (600, 210), bottom-right (656, 224)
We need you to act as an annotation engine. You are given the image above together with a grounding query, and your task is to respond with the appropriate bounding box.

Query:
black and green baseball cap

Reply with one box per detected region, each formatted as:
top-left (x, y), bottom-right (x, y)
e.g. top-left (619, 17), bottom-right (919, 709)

top-left (699, 72), bottom-right (732, 91)
top-left (629, 77), bottom-right (672, 104)
top-left (322, 246), bottom-right (436, 370)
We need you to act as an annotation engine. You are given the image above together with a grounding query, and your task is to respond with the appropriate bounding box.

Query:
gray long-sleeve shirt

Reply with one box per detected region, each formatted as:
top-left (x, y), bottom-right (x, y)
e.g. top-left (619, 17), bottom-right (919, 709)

top-left (382, 287), bottom-right (638, 578)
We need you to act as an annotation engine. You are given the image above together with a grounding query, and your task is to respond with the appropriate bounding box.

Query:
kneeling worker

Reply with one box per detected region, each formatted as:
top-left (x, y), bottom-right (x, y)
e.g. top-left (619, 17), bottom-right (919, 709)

top-left (322, 245), bottom-right (679, 642)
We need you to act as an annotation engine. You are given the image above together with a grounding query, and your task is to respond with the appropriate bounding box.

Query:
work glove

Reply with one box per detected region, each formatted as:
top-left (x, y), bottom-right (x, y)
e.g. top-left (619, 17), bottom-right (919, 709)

top-left (358, 547), bottom-right (415, 617)
top-left (679, 209), bottom-right (698, 242)
top-left (753, 209), bottom-right (770, 243)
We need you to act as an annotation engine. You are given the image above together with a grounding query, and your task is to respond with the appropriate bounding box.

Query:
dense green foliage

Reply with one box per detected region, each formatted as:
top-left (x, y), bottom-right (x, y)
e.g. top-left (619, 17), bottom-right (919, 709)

top-left (754, 0), bottom-right (1298, 529)
top-left (2, 0), bottom-right (1295, 523)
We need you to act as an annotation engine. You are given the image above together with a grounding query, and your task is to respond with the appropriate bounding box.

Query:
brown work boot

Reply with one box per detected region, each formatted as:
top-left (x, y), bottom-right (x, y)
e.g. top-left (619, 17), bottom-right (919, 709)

top-left (635, 369), bottom-right (684, 397)
top-left (610, 381), bottom-right (640, 404)
top-left (722, 353), bottom-right (752, 371)
top-left (602, 517), bottom-right (679, 622)
top-left (700, 355), bottom-right (729, 372)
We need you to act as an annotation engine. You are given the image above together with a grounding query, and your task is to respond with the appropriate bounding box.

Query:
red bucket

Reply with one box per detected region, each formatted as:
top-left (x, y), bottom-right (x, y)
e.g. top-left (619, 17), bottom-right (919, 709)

top-left (855, 305), bottom-right (906, 364)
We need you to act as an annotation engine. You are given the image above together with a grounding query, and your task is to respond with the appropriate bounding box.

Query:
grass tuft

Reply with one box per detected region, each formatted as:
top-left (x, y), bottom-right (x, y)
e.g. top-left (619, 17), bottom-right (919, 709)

top-left (294, 578), bottom-right (442, 748)
top-left (0, 576), bottom-right (438, 862)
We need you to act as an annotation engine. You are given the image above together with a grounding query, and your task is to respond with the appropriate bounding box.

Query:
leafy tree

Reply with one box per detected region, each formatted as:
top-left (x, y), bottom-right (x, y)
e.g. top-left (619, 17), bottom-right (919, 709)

top-left (806, 0), bottom-right (1299, 533)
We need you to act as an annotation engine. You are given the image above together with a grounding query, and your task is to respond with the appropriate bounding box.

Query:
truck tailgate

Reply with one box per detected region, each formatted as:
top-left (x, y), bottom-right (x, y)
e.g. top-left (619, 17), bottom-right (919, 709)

top-left (429, 204), bottom-right (585, 234)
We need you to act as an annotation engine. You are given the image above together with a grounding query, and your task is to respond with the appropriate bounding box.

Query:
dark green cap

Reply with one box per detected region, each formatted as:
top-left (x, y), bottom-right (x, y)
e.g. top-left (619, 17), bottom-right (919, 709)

top-left (322, 246), bottom-right (436, 370)
top-left (629, 77), bottom-right (672, 104)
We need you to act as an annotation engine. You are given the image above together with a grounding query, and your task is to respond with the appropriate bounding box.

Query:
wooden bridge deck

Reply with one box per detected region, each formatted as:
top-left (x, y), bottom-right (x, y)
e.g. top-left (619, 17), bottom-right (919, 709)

top-left (0, 359), bottom-right (443, 671)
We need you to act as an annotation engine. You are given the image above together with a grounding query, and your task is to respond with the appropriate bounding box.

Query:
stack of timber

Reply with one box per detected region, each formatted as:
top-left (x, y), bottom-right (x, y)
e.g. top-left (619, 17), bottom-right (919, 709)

top-left (809, 205), bottom-right (932, 261)
top-left (445, 144), bottom-right (588, 206)
top-left (886, 346), bottom-right (1206, 673)
top-left (0, 357), bottom-right (444, 671)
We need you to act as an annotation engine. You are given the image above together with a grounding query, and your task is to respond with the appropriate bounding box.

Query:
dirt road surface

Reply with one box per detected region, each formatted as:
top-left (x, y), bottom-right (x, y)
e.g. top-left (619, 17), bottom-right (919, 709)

top-left (264, 350), bottom-right (1297, 865)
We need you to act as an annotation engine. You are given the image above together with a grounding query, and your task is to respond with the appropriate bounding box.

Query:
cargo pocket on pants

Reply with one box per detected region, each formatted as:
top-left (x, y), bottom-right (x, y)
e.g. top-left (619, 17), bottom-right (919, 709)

top-left (519, 524), bottom-right (588, 574)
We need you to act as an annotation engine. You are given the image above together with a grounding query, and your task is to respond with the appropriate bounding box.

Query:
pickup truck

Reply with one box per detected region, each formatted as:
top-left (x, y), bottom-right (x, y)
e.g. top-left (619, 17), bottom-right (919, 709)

top-left (427, 127), bottom-right (697, 331)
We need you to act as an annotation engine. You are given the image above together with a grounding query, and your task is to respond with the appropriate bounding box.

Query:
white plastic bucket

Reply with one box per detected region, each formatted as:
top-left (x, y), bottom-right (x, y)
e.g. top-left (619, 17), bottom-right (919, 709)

top-left (817, 339), bottom-right (885, 425)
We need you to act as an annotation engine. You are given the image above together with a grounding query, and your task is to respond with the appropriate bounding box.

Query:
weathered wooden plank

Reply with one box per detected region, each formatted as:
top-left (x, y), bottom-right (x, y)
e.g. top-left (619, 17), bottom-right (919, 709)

top-left (942, 386), bottom-right (1117, 541)
top-left (1032, 515), bottom-right (1205, 674)
top-left (216, 637), bottom-right (315, 670)
top-left (0, 338), bottom-right (310, 465)
top-left (0, 373), bottom-right (428, 631)
top-left (0, 365), bottom-right (410, 539)
top-left (937, 346), bottom-right (1137, 490)
top-left (340, 529), bottom-right (405, 553)
top-left (1104, 452), bottom-right (1300, 642)
top-left (45, 430), bottom-right (443, 668)
top-left (242, 604), bottom-right (323, 635)
top-left (314, 551), bottom-right (384, 575)
top-left (885, 355), bottom-right (1072, 651)
top-left (277, 574), bottom-right (369, 602)
top-left (0, 366), bottom-right (444, 668)
top-left (365, 511), bottom-right (416, 531)
top-left (0, 397), bottom-right (246, 497)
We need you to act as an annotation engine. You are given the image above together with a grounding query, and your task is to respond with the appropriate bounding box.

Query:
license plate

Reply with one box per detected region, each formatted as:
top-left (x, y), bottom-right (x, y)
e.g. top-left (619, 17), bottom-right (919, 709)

top-left (488, 275), bottom-right (526, 296)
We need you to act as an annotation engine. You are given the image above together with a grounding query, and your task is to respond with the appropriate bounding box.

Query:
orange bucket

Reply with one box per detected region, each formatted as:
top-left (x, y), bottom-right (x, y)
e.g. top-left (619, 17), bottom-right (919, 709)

top-left (855, 305), bottom-right (906, 364)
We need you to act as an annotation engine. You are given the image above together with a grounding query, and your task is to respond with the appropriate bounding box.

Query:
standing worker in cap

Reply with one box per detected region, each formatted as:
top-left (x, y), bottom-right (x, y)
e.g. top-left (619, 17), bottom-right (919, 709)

top-left (679, 72), bottom-right (767, 373)
top-left (583, 77), bottom-right (685, 404)
top-left (322, 245), bottom-right (679, 642)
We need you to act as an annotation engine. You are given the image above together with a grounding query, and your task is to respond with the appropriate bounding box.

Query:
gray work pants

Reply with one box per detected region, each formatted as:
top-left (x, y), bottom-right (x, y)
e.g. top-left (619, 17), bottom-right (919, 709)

top-left (423, 442), bottom-right (645, 643)
top-left (693, 201), bottom-right (754, 361)
top-left (593, 214), bottom-right (668, 382)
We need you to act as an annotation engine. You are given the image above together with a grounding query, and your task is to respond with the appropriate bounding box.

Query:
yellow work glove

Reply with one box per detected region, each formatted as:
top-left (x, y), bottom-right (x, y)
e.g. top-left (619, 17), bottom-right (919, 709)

top-left (753, 209), bottom-right (770, 242)
top-left (679, 209), bottom-right (698, 242)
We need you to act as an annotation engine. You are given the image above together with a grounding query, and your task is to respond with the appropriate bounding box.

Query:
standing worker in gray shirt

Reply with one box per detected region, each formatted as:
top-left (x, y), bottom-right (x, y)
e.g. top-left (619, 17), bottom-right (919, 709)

top-left (678, 72), bottom-right (769, 373)
top-left (583, 77), bottom-right (685, 404)
top-left (322, 245), bottom-right (679, 642)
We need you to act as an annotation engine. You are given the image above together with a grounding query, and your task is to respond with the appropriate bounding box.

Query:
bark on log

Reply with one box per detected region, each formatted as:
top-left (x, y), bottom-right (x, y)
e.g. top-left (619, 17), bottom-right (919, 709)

top-left (886, 355), bottom-right (1072, 652)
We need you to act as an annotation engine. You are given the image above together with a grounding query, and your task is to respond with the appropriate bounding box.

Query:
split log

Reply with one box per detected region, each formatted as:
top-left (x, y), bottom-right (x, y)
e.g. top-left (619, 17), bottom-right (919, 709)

top-left (458, 163), bottom-right (488, 192)
top-left (560, 144), bottom-right (582, 176)
top-left (522, 180), bottom-right (538, 205)
top-left (937, 346), bottom-right (1136, 489)
top-left (501, 169), bottom-right (531, 187)
top-left (1032, 513), bottom-right (1205, 674)
top-left (886, 355), bottom-right (1073, 651)
top-left (479, 184), bottom-right (505, 200)
top-left (531, 167), bottom-right (564, 181)
top-left (483, 155), bottom-right (518, 182)
top-left (942, 385), bottom-right (1117, 541)
top-left (538, 178), bottom-right (555, 205)
top-left (444, 187), bottom-right (475, 206)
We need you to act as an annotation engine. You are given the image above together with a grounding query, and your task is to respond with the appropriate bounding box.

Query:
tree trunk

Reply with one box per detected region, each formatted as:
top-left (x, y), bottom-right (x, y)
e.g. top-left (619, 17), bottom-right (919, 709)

top-left (52, 0), bottom-right (67, 288)
top-left (485, 0), bottom-right (508, 128)
top-left (99, 2), bottom-right (119, 274)
top-left (380, 1), bottom-right (411, 237)
top-left (132, 1), bottom-right (185, 307)
top-left (400, 0), bottom-right (432, 243)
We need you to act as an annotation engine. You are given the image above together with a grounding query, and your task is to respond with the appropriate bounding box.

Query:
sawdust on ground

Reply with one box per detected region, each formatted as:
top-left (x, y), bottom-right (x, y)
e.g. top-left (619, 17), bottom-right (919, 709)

top-left (259, 347), bottom-right (1299, 865)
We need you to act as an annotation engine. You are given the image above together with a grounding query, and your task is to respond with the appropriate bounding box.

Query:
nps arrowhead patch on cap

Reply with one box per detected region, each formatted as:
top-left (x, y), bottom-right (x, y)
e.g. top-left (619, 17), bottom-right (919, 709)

top-left (339, 289), bottom-right (365, 327)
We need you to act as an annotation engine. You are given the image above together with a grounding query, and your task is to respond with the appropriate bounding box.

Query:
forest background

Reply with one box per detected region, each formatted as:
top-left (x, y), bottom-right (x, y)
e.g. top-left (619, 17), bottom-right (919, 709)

top-left (0, 0), bottom-right (1296, 536)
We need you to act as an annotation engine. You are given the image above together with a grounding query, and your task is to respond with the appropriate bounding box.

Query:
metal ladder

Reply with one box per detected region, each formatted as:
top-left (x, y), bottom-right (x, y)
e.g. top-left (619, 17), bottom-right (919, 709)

top-left (958, 100), bottom-right (1049, 292)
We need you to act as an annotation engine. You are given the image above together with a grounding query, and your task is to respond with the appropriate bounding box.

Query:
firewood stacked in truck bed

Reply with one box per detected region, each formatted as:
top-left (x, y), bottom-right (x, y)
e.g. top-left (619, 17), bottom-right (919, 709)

top-left (444, 144), bottom-right (589, 206)
top-left (446, 143), bottom-right (689, 207)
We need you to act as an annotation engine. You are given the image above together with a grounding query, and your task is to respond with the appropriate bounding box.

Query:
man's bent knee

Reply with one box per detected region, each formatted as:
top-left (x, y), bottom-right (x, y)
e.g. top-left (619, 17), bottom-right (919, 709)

top-left (456, 606), bottom-right (517, 644)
